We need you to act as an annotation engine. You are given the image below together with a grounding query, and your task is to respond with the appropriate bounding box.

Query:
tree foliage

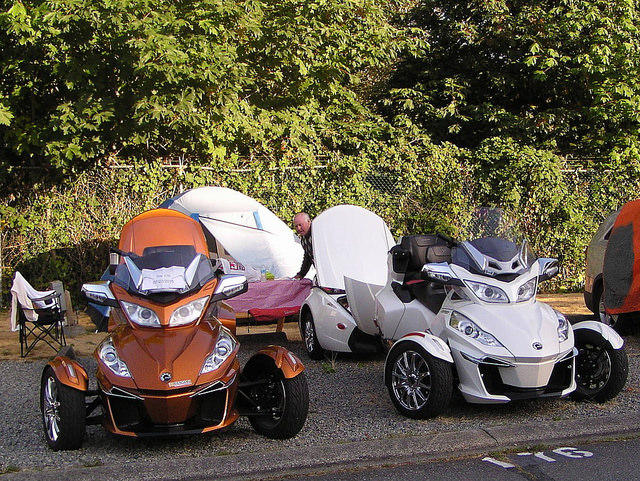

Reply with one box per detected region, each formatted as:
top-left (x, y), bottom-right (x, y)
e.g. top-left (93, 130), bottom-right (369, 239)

top-left (3, 0), bottom-right (640, 300)
top-left (384, 0), bottom-right (640, 158)
top-left (0, 0), bottom-right (418, 192)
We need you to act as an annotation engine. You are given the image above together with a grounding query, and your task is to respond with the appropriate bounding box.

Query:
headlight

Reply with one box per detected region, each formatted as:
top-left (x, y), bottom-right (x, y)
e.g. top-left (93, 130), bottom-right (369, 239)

top-left (170, 296), bottom-right (209, 326)
top-left (556, 310), bottom-right (569, 342)
top-left (121, 301), bottom-right (160, 327)
top-left (517, 277), bottom-right (537, 302)
top-left (98, 337), bottom-right (132, 378)
top-left (450, 311), bottom-right (504, 347)
top-left (200, 329), bottom-right (236, 374)
top-left (465, 280), bottom-right (509, 303)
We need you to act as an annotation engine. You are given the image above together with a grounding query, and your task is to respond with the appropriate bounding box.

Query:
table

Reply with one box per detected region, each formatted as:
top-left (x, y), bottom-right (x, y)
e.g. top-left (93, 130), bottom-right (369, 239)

top-left (225, 278), bottom-right (312, 332)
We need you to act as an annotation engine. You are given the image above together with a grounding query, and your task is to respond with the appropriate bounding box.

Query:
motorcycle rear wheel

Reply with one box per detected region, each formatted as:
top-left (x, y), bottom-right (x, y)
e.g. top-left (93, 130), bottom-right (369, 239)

top-left (301, 310), bottom-right (324, 360)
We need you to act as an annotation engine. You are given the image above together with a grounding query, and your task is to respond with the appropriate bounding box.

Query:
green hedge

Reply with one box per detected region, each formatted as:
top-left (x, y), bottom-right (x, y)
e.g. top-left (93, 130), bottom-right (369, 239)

top-left (3, 147), bottom-right (639, 309)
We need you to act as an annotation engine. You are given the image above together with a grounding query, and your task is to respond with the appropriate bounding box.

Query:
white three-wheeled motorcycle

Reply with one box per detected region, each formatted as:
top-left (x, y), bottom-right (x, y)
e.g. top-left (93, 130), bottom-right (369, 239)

top-left (299, 206), bottom-right (628, 418)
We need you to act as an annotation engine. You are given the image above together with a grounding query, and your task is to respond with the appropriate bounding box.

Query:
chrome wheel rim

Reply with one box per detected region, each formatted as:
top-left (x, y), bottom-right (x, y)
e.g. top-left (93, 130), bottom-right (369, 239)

top-left (391, 350), bottom-right (431, 411)
top-left (304, 317), bottom-right (315, 352)
top-left (42, 376), bottom-right (61, 442)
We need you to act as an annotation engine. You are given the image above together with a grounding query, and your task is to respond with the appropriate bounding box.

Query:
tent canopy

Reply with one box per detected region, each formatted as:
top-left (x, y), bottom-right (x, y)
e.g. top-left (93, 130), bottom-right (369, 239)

top-left (160, 187), bottom-right (304, 279)
top-left (603, 198), bottom-right (640, 315)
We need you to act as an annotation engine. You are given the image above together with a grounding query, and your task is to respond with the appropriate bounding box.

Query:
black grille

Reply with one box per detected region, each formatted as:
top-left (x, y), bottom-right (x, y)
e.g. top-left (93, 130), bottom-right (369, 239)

top-left (104, 388), bottom-right (230, 434)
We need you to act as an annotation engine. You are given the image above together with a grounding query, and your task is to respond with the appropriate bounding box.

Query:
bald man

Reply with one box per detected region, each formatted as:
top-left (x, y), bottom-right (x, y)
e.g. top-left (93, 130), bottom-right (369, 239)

top-left (293, 212), bottom-right (313, 279)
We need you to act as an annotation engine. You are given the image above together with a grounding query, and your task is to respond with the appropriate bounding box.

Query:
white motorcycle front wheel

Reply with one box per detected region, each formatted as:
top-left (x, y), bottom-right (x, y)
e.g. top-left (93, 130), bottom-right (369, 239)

top-left (572, 328), bottom-right (629, 403)
top-left (385, 341), bottom-right (453, 419)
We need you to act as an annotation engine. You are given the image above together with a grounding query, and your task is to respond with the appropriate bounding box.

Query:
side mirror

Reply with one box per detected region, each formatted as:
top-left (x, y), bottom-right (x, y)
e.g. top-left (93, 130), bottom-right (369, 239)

top-left (538, 258), bottom-right (559, 282)
top-left (82, 281), bottom-right (119, 307)
top-left (211, 274), bottom-right (248, 303)
top-left (421, 263), bottom-right (464, 286)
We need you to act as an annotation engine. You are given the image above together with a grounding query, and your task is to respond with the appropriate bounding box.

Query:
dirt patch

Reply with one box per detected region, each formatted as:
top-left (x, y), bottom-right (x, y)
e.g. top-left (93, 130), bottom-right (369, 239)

top-left (0, 293), bottom-right (593, 361)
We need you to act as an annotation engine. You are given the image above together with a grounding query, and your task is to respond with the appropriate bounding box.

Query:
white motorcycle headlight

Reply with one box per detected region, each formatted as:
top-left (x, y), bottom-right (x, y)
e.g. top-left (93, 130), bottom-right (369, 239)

top-left (200, 329), bottom-right (236, 374)
top-left (121, 300), bottom-right (161, 327)
top-left (450, 311), bottom-right (504, 347)
top-left (517, 277), bottom-right (537, 302)
top-left (556, 310), bottom-right (570, 342)
top-left (98, 337), bottom-right (132, 378)
top-left (465, 280), bottom-right (509, 303)
top-left (169, 296), bottom-right (209, 326)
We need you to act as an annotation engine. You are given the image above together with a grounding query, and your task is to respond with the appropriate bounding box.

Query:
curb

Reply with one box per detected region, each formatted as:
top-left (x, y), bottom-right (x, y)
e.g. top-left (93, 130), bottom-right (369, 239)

top-left (7, 413), bottom-right (640, 481)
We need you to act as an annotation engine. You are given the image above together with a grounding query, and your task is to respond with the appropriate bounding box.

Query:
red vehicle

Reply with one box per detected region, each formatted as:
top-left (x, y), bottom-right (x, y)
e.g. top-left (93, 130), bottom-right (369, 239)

top-left (40, 209), bottom-right (309, 450)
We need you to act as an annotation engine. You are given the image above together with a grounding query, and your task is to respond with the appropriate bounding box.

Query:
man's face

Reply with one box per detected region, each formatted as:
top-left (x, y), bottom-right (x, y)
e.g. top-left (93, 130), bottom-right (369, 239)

top-left (293, 215), bottom-right (311, 236)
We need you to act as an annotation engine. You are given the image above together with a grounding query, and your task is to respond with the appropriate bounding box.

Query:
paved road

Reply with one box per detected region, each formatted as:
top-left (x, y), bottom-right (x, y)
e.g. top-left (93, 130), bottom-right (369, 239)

top-left (4, 413), bottom-right (640, 481)
top-left (271, 437), bottom-right (640, 481)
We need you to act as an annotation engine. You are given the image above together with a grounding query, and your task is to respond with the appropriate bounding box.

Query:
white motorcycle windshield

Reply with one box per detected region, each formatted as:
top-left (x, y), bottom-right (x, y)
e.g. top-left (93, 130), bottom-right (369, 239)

top-left (312, 205), bottom-right (395, 290)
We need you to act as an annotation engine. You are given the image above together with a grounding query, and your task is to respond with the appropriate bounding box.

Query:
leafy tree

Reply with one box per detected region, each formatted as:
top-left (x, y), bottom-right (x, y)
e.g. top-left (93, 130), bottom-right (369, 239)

top-left (383, 0), bottom-right (640, 159)
top-left (0, 0), bottom-right (417, 193)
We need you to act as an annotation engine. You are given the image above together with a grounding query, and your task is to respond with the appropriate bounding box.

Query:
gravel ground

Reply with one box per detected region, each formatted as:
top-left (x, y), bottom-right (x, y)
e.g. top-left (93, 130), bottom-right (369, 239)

top-left (1, 317), bottom-right (639, 475)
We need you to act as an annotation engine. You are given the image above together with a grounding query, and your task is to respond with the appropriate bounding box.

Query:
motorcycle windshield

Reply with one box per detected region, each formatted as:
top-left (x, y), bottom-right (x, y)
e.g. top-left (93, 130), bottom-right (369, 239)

top-left (452, 208), bottom-right (536, 279)
top-left (114, 245), bottom-right (216, 296)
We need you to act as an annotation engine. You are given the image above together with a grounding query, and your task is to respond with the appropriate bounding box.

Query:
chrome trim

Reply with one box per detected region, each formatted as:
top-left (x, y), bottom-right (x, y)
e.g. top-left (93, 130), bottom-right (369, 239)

top-left (461, 351), bottom-right (515, 367)
top-left (559, 348), bottom-right (578, 362)
top-left (103, 386), bottom-right (144, 401)
top-left (191, 375), bottom-right (235, 398)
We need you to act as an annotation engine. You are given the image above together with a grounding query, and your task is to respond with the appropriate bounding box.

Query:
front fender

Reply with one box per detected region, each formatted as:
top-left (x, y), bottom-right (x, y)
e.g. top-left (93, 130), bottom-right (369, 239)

top-left (389, 332), bottom-right (454, 364)
top-left (45, 356), bottom-right (89, 391)
top-left (246, 346), bottom-right (305, 379)
top-left (572, 320), bottom-right (625, 350)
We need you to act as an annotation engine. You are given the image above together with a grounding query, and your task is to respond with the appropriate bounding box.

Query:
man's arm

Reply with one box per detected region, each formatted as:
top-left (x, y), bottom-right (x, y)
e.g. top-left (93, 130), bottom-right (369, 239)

top-left (295, 252), bottom-right (312, 279)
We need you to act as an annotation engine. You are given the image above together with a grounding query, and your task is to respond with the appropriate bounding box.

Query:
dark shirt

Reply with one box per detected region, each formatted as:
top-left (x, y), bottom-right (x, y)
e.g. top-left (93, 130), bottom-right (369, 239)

top-left (296, 226), bottom-right (314, 278)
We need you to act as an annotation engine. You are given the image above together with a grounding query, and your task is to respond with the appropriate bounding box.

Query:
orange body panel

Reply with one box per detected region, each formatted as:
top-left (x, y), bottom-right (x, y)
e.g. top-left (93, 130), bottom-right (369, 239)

top-left (47, 357), bottom-right (89, 391)
top-left (254, 345), bottom-right (306, 379)
top-left (95, 319), bottom-right (241, 433)
top-left (605, 199), bottom-right (640, 315)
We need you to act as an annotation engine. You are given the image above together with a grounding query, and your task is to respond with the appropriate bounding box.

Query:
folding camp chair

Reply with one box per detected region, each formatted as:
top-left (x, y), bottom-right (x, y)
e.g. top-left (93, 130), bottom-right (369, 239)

top-left (10, 271), bottom-right (67, 357)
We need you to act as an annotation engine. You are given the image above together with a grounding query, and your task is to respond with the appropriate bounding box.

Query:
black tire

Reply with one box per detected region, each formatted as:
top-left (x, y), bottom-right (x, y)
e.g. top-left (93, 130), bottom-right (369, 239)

top-left (571, 328), bottom-right (629, 403)
top-left (385, 341), bottom-right (453, 419)
top-left (301, 310), bottom-right (324, 360)
top-left (246, 361), bottom-right (309, 439)
top-left (40, 366), bottom-right (86, 450)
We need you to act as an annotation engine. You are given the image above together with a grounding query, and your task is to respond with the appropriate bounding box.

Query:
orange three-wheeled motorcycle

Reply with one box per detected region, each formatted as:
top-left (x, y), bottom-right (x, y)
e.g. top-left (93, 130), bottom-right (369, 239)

top-left (40, 209), bottom-right (309, 450)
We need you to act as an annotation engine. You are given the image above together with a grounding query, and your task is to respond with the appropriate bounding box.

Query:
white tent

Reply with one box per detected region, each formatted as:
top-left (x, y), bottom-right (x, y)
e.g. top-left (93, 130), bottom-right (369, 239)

top-left (159, 187), bottom-right (305, 280)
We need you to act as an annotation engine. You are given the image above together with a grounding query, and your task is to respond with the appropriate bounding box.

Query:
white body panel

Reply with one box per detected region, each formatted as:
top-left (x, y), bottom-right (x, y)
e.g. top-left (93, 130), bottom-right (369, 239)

top-left (303, 289), bottom-right (357, 352)
top-left (301, 205), bottom-right (395, 352)
top-left (344, 277), bottom-right (384, 336)
top-left (572, 320), bottom-right (624, 349)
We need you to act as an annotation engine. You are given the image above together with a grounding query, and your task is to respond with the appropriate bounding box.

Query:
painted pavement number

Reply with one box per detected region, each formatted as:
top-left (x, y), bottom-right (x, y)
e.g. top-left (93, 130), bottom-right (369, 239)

top-left (483, 447), bottom-right (594, 472)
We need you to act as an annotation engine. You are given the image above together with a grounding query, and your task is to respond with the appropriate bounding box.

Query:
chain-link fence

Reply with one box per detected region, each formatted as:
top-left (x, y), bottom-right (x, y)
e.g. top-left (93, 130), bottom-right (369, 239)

top-left (0, 162), bottom-right (637, 306)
